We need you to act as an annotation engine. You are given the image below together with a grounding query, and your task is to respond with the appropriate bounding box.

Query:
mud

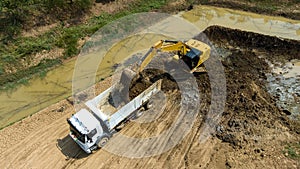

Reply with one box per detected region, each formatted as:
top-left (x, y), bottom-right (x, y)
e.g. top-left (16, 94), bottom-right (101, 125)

top-left (203, 26), bottom-right (300, 137)
top-left (264, 59), bottom-right (300, 119)
top-left (181, 5), bottom-right (300, 41)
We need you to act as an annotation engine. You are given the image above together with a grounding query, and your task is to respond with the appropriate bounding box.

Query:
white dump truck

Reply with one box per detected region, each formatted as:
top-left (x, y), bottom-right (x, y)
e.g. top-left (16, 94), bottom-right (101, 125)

top-left (67, 79), bottom-right (162, 153)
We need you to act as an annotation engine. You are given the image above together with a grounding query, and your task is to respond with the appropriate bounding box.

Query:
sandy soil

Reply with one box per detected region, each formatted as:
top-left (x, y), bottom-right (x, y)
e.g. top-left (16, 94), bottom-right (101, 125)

top-left (0, 27), bottom-right (299, 169)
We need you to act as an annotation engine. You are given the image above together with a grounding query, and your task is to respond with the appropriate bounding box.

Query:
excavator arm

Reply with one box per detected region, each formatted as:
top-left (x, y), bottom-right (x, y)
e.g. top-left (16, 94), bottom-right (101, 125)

top-left (137, 40), bottom-right (191, 72)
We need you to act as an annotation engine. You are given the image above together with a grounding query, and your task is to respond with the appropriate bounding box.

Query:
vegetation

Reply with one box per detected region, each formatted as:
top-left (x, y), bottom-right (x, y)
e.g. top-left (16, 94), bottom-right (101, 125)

top-left (283, 142), bottom-right (300, 161)
top-left (0, 0), bottom-right (92, 38)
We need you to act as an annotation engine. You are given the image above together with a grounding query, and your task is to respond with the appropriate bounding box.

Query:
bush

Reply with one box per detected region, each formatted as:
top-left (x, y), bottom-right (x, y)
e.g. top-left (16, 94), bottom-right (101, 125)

top-left (44, 0), bottom-right (66, 9)
top-left (0, 0), bottom-right (93, 39)
top-left (74, 0), bottom-right (93, 10)
top-left (0, 0), bottom-right (30, 38)
top-left (0, 65), bottom-right (4, 75)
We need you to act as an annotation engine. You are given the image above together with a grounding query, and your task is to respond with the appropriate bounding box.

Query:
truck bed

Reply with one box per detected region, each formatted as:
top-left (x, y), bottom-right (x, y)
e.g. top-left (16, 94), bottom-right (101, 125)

top-left (85, 79), bottom-right (162, 130)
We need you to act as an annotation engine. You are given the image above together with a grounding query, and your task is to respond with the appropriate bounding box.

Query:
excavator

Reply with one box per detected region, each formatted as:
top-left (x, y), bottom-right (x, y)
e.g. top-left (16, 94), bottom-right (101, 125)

top-left (137, 39), bottom-right (211, 73)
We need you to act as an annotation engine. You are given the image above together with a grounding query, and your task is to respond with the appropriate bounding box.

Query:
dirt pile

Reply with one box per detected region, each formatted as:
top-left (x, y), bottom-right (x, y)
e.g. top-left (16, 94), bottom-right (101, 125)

top-left (197, 27), bottom-right (300, 167)
top-left (204, 26), bottom-right (300, 61)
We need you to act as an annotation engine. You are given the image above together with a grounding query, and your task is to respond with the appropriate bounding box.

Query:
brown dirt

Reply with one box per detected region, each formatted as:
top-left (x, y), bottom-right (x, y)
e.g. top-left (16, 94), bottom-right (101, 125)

top-left (160, 0), bottom-right (300, 20)
top-left (0, 27), bottom-right (299, 168)
top-left (197, 0), bottom-right (300, 20)
top-left (91, 0), bottom-right (136, 16)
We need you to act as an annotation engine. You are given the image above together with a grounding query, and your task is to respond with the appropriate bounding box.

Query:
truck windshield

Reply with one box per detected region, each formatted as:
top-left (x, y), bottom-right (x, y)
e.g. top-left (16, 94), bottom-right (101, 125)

top-left (67, 120), bottom-right (85, 143)
top-left (87, 128), bottom-right (97, 142)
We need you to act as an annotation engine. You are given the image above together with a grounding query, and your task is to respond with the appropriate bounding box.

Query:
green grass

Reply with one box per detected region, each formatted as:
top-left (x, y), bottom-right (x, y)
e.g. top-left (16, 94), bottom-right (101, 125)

top-left (283, 142), bottom-right (300, 161)
top-left (0, 65), bottom-right (4, 75)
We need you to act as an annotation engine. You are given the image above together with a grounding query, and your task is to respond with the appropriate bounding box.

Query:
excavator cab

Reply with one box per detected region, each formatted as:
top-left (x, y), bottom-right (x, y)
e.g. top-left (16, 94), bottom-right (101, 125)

top-left (183, 47), bottom-right (202, 70)
top-left (185, 39), bottom-right (211, 73)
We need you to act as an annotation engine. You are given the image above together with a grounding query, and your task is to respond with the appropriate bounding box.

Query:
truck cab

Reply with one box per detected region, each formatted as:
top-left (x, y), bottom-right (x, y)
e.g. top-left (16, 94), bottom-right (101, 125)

top-left (67, 109), bottom-right (109, 153)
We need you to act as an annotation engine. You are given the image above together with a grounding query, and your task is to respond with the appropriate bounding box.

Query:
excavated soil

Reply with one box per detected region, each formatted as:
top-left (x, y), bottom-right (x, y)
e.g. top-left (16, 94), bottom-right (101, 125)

top-left (0, 26), bottom-right (299, 168)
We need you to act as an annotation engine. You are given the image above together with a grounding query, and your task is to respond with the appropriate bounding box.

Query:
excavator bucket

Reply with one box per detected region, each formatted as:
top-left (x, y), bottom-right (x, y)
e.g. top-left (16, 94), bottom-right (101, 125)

top-left (109, 68), bottom-right (137, 108)
top-left (120, 68), bottom-right (137, 85)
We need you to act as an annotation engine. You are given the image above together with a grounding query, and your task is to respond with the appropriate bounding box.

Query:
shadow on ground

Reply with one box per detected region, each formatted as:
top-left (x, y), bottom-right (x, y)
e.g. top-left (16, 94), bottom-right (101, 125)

top-left (57, 135), bottom-right (89, 159)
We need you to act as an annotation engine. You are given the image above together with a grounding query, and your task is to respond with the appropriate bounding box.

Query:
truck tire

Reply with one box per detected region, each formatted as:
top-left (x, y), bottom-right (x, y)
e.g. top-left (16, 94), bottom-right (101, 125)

top-left (115, 122), bottom-right (126, 130)
top-left (131, 109), bottom-right (143, 120)
top-left (146, 100), bottom-right (153, 109)
top-left (97, 135), bottom-right (109, 148)
top-left (137, 107), bottom-right (145, 117)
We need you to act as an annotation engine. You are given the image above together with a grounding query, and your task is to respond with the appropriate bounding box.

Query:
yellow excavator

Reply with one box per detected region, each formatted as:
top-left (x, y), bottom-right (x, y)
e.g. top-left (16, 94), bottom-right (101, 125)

top-left (137, 39), bottom-right (211, 73)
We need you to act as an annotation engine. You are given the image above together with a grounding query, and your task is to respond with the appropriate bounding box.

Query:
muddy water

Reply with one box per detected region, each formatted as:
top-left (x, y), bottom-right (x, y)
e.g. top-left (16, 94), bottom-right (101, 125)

top-left (1, 5), bottom-right (300, 129)
top-left (181, 5), bottom-right (300, 40)
top-left (264, 59), bottom-right (300, 118)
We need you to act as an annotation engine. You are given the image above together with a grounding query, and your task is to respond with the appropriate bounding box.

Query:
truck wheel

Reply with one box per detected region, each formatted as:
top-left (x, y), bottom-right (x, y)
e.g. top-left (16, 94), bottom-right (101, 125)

top-left (136, 110), bottom-right (143, 118)
top-left (97, 136), bottom-right (109, 148)
top-left (116, 122), bottom-right (125, 130)
top-left (146, 100), bottom-right (153, 109)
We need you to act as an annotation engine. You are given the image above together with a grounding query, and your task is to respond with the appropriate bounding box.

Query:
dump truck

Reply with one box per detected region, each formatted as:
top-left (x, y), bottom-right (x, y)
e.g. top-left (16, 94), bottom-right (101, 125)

top-left (67, 80), bottom-right (162, 154)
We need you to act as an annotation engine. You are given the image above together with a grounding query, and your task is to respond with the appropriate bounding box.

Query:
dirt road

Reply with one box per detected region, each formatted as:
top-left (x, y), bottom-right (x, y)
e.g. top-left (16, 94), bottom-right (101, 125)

top-left (0, 27), bottom-right (299, 169)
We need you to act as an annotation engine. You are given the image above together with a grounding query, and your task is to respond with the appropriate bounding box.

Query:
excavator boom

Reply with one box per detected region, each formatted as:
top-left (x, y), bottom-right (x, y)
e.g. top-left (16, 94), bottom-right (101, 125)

top-left (138, 40), bottom-right (186, 72)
